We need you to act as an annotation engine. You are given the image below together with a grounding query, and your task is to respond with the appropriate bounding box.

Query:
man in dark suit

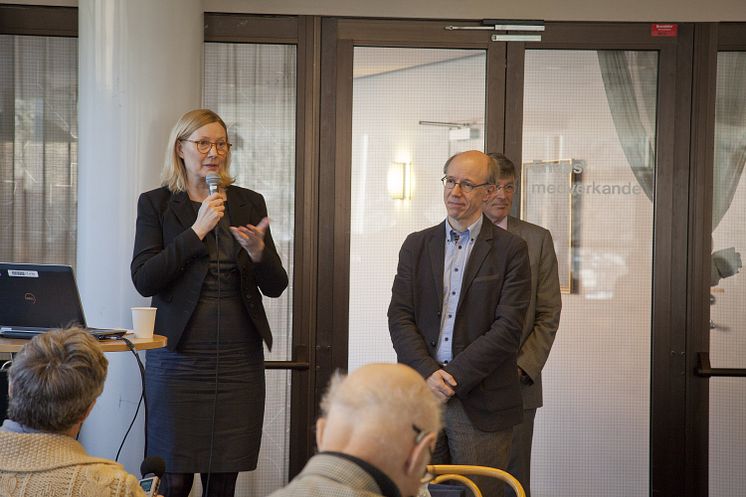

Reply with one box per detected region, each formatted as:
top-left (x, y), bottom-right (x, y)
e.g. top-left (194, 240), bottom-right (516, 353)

top-left (388, 150), bottom-right (532, 497)
top-left (485, 153), bottom-right (562, 497)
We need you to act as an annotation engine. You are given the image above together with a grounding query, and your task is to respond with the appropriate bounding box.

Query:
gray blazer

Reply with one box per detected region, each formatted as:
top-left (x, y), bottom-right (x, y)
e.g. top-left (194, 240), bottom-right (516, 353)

top-left (507, 216), bottom-right (562, 410)
top-left (388, 216), bottom-right (532, 431)
top-left (268, 454), bottom-right (387, 497)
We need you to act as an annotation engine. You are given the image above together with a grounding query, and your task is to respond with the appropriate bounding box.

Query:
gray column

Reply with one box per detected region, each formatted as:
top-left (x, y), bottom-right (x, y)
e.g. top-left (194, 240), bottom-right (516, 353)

top-left (77, 0), bottom-right (202, 474)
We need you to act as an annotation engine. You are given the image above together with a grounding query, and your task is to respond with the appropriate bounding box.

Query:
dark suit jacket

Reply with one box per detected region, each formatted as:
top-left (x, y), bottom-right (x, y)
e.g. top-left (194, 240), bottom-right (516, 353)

top-left (130, 185), bottom-right (288, 351)
top-left (507, 216), bottom-right (562, 410)
top-left (388, 216), bottom-right (532, 431)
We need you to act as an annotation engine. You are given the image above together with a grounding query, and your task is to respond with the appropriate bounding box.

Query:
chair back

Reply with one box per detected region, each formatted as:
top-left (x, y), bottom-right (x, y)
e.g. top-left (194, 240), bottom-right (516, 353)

top-left (427, 464), bottom-right (527, 497)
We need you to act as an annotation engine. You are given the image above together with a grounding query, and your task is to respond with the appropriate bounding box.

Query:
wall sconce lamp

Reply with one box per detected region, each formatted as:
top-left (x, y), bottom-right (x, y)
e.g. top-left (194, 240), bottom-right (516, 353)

top-left (388, 161), bottom-right (413, 200)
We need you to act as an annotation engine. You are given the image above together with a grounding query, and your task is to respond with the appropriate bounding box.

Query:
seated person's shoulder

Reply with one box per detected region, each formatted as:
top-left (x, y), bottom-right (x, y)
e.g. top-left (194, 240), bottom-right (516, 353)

top-left (75, 463), bottom-right (146, 497)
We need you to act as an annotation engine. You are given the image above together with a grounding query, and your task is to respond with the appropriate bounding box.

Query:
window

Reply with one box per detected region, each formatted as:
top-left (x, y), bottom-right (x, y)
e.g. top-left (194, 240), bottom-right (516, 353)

top-left (0, 7), bottom-right (78, 265)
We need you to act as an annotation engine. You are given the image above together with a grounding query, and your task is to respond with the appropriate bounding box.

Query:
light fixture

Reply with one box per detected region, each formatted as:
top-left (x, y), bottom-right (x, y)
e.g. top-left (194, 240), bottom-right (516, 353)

top-left (388, 161), bottom-right (413, 200)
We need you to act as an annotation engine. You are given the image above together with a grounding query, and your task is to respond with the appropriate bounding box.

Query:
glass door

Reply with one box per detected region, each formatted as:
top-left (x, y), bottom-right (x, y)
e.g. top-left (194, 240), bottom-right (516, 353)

top-left (508, 24), bottom-right (691, 496)
top-left (348, 46), bottom-right (488, 369)
top-left (318, 17), bottom-right (506, 396)
top-left (322, 19), bottom-right (701, 497)
top-left (202, 14), bottom-right (318, 495)
top-left (520, 47), bottom-right (657, 497)
top-left (707, 24), bottom-right (746, 497)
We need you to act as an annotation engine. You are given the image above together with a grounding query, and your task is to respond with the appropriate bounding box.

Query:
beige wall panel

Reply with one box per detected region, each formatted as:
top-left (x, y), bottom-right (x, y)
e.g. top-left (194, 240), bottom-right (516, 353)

top-left (4, 0), bottom-right (746, 21)
top-left (205, 0), bottom-right (746, 22)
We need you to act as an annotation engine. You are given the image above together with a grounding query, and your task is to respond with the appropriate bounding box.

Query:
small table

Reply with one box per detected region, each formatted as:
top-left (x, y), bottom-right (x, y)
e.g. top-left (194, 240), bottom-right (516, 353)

top-left (0, 334), bottom-right (167, 354)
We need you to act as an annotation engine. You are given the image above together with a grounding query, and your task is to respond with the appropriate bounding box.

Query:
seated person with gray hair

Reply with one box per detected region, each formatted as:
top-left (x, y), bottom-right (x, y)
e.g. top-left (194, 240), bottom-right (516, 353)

top-left (269, 363), bottom-right (442, 497)
top-left (0, 327), bottom-right (149, 497)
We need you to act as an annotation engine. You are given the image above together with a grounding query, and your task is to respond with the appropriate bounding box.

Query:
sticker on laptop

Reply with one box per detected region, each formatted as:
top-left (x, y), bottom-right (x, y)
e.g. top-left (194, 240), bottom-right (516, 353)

top-left (8, 270), bottom-right (39, 278)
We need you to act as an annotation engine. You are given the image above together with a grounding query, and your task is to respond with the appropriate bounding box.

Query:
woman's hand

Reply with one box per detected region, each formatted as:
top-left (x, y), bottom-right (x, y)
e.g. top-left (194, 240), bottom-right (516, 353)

top-left (191, 192), bottom-right (225, 240)
top-left (230, 217), bottom-right (270, 262)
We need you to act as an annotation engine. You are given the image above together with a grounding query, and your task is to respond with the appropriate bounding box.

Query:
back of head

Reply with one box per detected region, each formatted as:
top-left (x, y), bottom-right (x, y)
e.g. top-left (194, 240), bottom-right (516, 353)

top-left (7, 327), bottom-right (108, 433)
top-left (161, 108), bottom-right (235, 192)
top-left (320, 363), bottom-right (442, 453)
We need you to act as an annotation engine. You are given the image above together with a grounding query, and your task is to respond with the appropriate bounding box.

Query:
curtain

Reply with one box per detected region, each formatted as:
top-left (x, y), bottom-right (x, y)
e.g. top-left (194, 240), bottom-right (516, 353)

top-left (713, 51), bottom-right (746, 230)
top-left (709, 52), bottom-right (746, 284)
top-left (597, 51), bottom-right (658, 202)
top-left (0, 35), bottom-right (78, 265)
top-left (202, 42), bottom-right (296, 496)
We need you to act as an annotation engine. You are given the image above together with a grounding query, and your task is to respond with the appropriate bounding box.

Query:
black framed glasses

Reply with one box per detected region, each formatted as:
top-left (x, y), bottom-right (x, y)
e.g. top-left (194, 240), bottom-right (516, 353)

top-left (181, 139), bottom-right (232, 155)
top-left (441, 176), bottom-right (492, 193)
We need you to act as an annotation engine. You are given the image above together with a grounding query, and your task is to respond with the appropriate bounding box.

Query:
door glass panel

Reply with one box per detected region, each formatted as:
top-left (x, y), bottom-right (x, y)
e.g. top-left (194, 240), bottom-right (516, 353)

top-left (522, 49), bottom-right (656, 496)
top-left (347, 47), bottom-right (486, 369)
top-left (709, 50), bottom-right (746, 497)
top-left (203, 42), bottom-right (296, 495)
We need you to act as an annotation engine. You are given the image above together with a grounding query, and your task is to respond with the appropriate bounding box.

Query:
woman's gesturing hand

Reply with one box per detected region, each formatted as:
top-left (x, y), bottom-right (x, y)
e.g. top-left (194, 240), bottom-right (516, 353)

top-left (230, 217), bottom-right (270, 262)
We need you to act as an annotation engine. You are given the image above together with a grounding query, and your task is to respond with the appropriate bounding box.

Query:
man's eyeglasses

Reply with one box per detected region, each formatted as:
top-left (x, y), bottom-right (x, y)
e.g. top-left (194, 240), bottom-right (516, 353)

top-left (441, 176), bottom-right (492, 193)
top-left (494, 183), bottom-right (516, 193)
top-left (181, 139), bottom-right (232, 155)
top-left (413, 424), bottom-right (435, 484)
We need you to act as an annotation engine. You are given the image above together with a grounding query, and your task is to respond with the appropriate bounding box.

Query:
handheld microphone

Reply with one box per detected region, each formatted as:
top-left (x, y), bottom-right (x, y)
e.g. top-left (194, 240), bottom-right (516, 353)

top-left (206, 173), bottom-right (221, 196)
top-left (139, 456), bottom-right (165, 497)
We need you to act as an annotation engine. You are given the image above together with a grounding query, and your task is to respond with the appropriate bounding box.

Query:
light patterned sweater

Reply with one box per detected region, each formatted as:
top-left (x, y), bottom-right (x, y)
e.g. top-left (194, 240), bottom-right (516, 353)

top-left (0, 431), bottom-right (145, 497)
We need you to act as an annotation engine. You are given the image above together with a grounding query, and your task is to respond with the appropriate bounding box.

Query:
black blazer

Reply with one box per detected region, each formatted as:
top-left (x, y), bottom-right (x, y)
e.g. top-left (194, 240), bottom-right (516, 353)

top-left (388, 216), bottom-right (532, 431)
top-left (131, 185), bottom-right (288, 351)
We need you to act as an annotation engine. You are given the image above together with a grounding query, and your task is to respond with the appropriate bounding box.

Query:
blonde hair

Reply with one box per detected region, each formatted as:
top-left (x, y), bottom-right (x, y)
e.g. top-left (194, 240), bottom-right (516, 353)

top-left (7, 327), bottom-right (108, 433)
top-left (161, 108), bottom-right (236, 192)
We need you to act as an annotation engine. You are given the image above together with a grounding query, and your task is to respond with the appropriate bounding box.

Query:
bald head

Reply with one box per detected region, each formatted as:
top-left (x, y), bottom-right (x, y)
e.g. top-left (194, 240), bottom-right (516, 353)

top-left (317, 364), bottom-right (442, 497)
top-left (320, 363), bottom-right (441, 434)
top-left (443, 150), bottom-right (498, 184)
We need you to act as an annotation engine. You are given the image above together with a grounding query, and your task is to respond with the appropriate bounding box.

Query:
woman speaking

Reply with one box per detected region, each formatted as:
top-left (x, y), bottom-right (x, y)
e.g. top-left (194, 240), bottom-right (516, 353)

top-left (131, 109), bottom-right (288, 497)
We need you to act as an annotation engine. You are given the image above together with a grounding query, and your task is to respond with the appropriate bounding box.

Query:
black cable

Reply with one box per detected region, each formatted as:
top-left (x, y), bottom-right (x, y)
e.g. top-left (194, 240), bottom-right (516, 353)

top-left (204, 219), bottom-right (221, 497)
top-left (114, 335), bottom-right (147, 462)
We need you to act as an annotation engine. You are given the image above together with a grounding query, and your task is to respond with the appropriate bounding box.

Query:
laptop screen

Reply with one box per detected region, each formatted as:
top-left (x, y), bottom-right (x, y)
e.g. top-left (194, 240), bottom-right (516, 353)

top-left (0, 263), bottom-right (87, 329)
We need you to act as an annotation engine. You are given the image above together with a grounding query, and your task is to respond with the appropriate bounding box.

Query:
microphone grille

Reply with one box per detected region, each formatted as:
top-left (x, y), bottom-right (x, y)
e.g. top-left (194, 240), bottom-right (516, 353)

top-left (205, 173), bottom-right (221, 190)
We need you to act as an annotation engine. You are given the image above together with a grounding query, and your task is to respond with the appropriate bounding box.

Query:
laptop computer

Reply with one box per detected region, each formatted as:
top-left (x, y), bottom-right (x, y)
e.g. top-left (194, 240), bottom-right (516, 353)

top-left (0, 263), bottom-right (126, 340)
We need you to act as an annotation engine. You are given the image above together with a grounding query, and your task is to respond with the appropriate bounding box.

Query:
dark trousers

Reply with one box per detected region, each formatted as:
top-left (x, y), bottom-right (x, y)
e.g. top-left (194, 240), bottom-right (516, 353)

top-left (432, 398), bottom-right (513, 497)
top-left (506, 408), bottom-right (537, 497)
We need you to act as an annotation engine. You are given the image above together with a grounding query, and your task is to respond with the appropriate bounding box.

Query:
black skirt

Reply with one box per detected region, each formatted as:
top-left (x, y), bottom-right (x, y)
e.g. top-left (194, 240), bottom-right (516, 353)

top-left (145, 291), bottom-right (265, 473)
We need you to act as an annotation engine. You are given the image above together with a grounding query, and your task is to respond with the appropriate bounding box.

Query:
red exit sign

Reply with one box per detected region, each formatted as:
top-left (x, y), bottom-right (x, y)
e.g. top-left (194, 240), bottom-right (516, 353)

top-left (651, 23), bottom-right (678, 37)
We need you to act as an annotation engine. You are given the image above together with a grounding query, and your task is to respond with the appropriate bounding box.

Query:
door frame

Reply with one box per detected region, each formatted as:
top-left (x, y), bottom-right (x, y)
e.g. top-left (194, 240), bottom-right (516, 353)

top-left (688, 21), bottom-right (746, 497)
top-left (316, 17), bottom-right (509, 429)
top-left (502, 22), bottom-right (696, 497)
top-left (203, 13), bottom-right (321, 478)
top-left (317, 18), bottom-right (706, 496)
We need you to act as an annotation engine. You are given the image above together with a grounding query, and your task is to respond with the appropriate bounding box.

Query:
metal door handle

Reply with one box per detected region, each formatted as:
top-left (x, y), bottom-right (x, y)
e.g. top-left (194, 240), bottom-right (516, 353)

top-left (695, 352), bottom-right (746, 377)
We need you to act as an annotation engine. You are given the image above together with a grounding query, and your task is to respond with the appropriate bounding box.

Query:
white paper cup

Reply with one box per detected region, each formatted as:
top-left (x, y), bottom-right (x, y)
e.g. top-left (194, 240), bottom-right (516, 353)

top-left (131, 307), bottom-right (157, 339)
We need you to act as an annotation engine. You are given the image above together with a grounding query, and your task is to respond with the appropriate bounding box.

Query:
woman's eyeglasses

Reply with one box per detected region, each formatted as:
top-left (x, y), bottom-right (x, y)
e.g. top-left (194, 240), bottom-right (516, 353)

top-left (181, 139), bottom-right (232, 155)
